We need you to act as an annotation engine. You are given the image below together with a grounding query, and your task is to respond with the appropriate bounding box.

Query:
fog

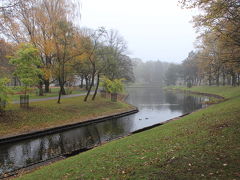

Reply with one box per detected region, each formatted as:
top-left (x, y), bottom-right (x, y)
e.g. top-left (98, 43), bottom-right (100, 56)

top-left (80, 0), bottom-right (197, 63)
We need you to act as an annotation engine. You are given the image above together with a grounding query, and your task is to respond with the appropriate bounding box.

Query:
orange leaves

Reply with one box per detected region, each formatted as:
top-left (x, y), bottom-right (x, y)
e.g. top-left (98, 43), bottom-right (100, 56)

top-left (42, 68), bottom-right (52, 80)
top-left (42, 40), bottom-right (55, 56)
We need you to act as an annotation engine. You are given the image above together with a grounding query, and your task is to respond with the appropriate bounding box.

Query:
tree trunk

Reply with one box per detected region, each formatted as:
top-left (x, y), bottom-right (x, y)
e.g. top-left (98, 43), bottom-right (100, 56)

top-left (216, 73), bottom-right (220, 86)
top-left (84, 66), bottom-right (95, 102)
top-left (20, 95), bottom-right (29, 108)
top-left (57, 87), bottom-right (62, 104)
top-left (44, 80), bottom-right (50, 93)
top-left (92, 75), bottom-right (95, 87)
top-left (57, 74), bottom-right (66, 103)
top-left (85, 76), bottom-right (89, 90)
top-left (13, 76), bottom-right (17, 86)
top-left (208, 75), bottom-right (212, 86)
top-left (92, 73), bottom-right (100, 100)
top-left (227, 76), bottom-right (231, 85)
top-left (237, 73), bottom-right (240, 86)
top-left (60, 85), bottom-right (67, 95)
top-left (88, 77), bottom-right (92, 88)
top-left (57, 81), bottom-right (65, 104)
top-left (232, 73), bottom-right (236, 86)
top-left (38, 81), bottom-right (44, 96)
top-left (222, 72), bottom-right (226, 86)
top-left (208, 66), bottom-right (212, 86)
top-left (80, 75), bottom-right (84, 88)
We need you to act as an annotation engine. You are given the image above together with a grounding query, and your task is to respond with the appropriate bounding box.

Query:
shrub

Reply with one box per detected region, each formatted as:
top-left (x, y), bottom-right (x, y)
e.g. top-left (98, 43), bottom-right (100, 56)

top-left (100, 77), bottom-right (125, 94)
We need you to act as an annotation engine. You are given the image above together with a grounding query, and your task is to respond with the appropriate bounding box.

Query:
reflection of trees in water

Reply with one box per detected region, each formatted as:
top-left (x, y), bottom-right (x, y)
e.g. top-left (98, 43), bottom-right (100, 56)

top-left (56, 119), bottom-right (130, 154)
top-left (181, 95), bottom-right (203, 114)
top-left (58, 125), bottom-right (104, 154)
top-left (126, 88), bottom-right (165, 107)
top-left (59, 128), bottom-right (94, 153)
top-left (46, 135), bottom-right (62, 158)
top-left (11, 140), bottom-right (41, 166)
top-left (165, 92), bottom-right (178, 104)
top-left (0, 117), bottom-right (134, 175)
top-left (164, 92), bottom-right (180, 112)
top-left (0, 135), bottom-right (64, 174)
top-left (96, 118), bottom-right (130, 142)
top-left (0, 140), bottom-right (43, 174)
top-left (165, 92), bottom-right (203, 114)
top-left (85, 125), bottom-right (101, 147)
top-left (128, 88), bottom-right (204, 115)
top-left (0, 145), bottom-right (14, 174)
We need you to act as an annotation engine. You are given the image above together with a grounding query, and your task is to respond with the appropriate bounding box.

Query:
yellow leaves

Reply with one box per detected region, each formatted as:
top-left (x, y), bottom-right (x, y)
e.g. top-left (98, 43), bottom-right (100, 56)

top-left (43, 40), bottom-right (55, 56)
top-left (79, 53), bottom-right (90, 61)
top-left (42, 68), bottom-right (52, 80)
top-left (72, 52), bottom-right (90, 65)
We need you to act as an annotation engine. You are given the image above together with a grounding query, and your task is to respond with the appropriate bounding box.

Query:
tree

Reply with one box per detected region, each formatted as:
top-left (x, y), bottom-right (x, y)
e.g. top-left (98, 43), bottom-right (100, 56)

top-left (0, 78), bottom-right (11, 112)
top-left (132, 59), bottom-right (171, 85)
top-left (87, 29), bottom-right (134, 101)
top-left (102, 30), bottom-right (133, 81)
top-left (0, 39), bottom-right (14, 78)
top-left (34, 0), bottom-right (80, 94)
top-left (179, 0), bottom-right (240, 86)
top-left (50, 21), bottom-right (84, 103)
top-left (10, 43), bottom-right (42, 95)
top-left (181, 51), bottom-right (201, 86)
top-left (0, 0), bottom-right (81, 95)
top-left (180, 0), bottom-right (240, 46)
top-left (81, 27), bottom-right (106, 102)
top-left (73, 56), bottom-right (91, 89)
top-left (165, 64), bottom-right (180, 86)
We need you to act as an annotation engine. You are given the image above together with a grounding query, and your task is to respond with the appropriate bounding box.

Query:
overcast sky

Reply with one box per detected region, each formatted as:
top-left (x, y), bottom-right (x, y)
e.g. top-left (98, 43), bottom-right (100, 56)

top-left (80, 0), bottom-right (197, 63)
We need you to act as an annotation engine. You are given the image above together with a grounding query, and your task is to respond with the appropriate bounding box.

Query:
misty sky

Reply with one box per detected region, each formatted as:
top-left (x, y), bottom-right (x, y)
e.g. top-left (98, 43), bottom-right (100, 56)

top-left (80, 0), bottom-right (197, 63)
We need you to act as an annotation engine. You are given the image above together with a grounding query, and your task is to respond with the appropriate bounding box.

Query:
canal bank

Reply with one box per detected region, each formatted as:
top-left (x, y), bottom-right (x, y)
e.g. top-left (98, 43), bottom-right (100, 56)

top-left (0, 109), bottom-right (138, 145)
top-left (0, 87), bottom-right (207, 177)
top-left (0, 95), bottom-right (135, 138)
top-left (16, 86), bottom-right (240, 180)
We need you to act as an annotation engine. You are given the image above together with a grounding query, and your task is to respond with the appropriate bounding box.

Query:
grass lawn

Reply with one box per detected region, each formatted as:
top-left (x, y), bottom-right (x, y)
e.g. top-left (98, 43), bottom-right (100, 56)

top-left (9, 87), bottom-right (87, 101)
top-left (17, 86), bottom-right (240, 179)
top-left (0, 95), bottom-right (134, 138)
top-left (125, 83), bottom-right (161, 88)
top-left (166, 85), bottom-right (240, 99)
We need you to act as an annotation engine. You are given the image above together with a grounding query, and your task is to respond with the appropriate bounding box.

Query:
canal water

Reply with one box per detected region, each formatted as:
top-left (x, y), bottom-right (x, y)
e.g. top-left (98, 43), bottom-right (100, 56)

top-left (0, 88), bottom-right (208, 175)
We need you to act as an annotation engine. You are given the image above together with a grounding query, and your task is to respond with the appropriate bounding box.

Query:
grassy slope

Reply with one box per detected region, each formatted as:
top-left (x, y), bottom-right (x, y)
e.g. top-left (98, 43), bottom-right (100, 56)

top-left (0, 96), bottom-right (134, 137)
top-left (18, 86), bottom-right (240, 179)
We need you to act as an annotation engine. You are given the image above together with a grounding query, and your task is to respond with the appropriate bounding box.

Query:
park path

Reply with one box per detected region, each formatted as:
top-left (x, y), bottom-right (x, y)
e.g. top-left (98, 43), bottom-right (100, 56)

top-left (13, 93), bottom-right (91, 104)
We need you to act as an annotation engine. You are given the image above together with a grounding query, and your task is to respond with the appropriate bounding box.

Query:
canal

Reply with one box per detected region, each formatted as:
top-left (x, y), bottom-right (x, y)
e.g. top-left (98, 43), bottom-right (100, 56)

top-left (0, 87), bottom-right (208, 176)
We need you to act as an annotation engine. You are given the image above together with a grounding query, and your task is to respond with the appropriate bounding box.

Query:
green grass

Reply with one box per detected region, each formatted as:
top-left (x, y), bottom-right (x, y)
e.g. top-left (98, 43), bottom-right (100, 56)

top-left (17, 86), bottom-right (240, 179)
top-left (0, 95), bottom-right (134, 137)
top-left (125, 82), bottom-right (161, 88)
top-left (167, 85), bottom-right (240, 99)
top-left (9, 87), bottom-right (87, 101)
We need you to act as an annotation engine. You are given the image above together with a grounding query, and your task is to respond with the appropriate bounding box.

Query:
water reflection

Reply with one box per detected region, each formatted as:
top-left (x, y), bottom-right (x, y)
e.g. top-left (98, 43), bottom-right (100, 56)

top-left (0, 88), bottom-right (207, 176)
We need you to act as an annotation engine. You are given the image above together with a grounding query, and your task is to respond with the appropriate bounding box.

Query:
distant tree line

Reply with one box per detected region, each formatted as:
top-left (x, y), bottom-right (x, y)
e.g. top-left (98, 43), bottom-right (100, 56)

top-left (132, 58), bottom-right (179, 86)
